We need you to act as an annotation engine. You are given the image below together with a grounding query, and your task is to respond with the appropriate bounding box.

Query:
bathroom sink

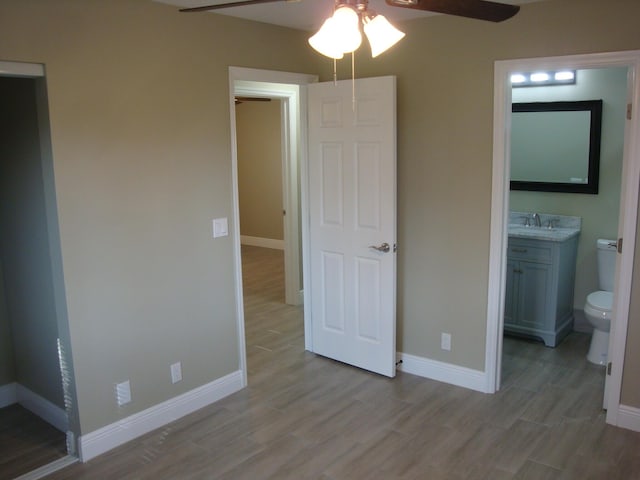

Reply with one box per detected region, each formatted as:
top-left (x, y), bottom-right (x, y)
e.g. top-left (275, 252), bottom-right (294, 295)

top-left (508, 225), bottom-right (580, 242)
top-left (508, 211), bottom-right (581, 242)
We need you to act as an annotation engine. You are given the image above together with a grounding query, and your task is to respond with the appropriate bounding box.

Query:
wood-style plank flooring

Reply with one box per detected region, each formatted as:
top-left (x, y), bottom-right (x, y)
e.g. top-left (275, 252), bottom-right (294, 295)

top-left (0, 403), bottom-right (67, 479)
top-left (47, 245), bottom-right (640, 479)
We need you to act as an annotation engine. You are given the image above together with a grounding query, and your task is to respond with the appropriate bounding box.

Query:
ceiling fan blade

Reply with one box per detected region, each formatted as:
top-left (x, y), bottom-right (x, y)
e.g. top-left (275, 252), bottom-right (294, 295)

top-left (180, 0), bottom-right (285, 13)
top-left (235, 96), bottom-right (272, 104)
top-left (385, 0), bottom-right (520, 22)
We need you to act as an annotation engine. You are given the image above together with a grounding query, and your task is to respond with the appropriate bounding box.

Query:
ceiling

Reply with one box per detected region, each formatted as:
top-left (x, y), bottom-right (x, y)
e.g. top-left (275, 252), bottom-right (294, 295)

top-left (154, 0), bottom-right (542, 32)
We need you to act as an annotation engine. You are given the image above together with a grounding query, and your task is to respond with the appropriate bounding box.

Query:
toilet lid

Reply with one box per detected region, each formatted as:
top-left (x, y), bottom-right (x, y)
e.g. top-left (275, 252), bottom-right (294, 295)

top-left (587, 291), bottom-right (613, 311)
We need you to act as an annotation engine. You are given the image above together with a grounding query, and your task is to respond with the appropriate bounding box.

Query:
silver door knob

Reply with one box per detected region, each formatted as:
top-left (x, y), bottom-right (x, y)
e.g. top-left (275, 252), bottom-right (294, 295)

top-left (369, 242), bottom-right (390, 253)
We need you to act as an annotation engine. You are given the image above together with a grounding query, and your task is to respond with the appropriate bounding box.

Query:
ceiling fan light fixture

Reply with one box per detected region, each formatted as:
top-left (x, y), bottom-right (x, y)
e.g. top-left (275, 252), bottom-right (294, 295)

top-left (330, 6), bottom-right (363, 53)
top-left (308, 18), bottom-right (345, 59)
top-left (363, 14), bottom-right (405, 58)
top-left (309, 6), bottom-right (363, 58)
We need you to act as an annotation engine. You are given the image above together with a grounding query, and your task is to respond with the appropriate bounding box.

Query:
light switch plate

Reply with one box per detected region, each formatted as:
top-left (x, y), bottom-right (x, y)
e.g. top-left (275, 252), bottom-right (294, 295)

top-left (213, 217), bottom-right (228, 238)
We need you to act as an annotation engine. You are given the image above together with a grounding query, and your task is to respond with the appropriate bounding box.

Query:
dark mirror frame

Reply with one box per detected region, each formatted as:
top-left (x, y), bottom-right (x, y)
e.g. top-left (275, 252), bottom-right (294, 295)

top-left (510, 99), bottom-right (603, 194)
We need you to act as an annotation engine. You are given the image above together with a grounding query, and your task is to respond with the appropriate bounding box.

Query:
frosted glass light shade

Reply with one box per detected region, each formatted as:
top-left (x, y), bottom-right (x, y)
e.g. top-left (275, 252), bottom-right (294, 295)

top-left (308, 18), bottom-right (344, 59)
top-left (331, 6), bottom-right (362, 53)
top-left (363, 15), bottom-right (405, 58)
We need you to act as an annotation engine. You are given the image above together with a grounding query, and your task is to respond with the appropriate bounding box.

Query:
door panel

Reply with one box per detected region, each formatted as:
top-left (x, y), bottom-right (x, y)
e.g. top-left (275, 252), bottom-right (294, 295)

top-left (519, 262), bottom-right (553, 330)
top-left (308, 76), bottom-right (397, 377)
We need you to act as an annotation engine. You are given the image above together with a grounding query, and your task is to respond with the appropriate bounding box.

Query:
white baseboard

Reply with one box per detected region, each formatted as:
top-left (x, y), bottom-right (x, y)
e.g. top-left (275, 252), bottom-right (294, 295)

top-left (240, 235), bottom-right (284, 250)
top-left (397, 352), bottom-right (490, 393)
top-left (14, 455), bottom-right (77, 480)
top-left (78, 370), bottom-right (244, 462)
top-left (616, 404), bottom-right (640, 432)
top-left (0, 382), bottom-right (17, 407)
top-left (17, 384), bottom-right (68, 432)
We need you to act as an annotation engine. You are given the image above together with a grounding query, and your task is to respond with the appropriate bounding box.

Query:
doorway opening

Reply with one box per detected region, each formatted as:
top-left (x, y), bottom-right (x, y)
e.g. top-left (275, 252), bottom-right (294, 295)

top-left (486, 51), bottom-right (640, 429)
top-left (228, 67), bottom-right (317, 386)
top-left (0, 61), bottom-right (78, 478)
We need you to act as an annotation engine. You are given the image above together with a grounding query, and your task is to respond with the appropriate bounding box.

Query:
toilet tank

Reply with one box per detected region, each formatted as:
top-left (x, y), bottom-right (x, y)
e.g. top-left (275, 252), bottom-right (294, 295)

top-left (597, 239), bottom-right (617, 292)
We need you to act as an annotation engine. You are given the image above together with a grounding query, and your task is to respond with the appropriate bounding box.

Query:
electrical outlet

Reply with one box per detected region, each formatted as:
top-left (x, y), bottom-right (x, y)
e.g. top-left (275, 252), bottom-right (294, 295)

top-left (171, 362), bottom-right (182, 384)
top-left (441, 333), bottom-right (452, 351)
top-left (115, 380), bottom-right (131, 406)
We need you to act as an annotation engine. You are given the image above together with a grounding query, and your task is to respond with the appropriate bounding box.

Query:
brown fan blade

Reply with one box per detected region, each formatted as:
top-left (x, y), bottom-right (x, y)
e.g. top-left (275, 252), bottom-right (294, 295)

top-left (180, 0), bottom-right (285, 12)
top-left (235, 97), bottom-right (272, 104)
top-left (385, 0), bottom-right (520, 22)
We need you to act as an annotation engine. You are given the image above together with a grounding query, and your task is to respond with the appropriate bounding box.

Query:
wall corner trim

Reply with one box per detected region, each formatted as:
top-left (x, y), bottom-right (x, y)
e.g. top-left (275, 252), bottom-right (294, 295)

top-left (616, 404), bottom-right (640, 432)
top-left (397, 352), bottom-right (490, 393)
top-left (78, 370), bottom-right (244, 462)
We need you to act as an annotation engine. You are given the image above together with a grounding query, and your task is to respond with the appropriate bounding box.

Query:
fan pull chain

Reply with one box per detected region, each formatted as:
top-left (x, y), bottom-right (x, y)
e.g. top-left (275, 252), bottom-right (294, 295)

top-left (333, 58), bottom-right (337, 85)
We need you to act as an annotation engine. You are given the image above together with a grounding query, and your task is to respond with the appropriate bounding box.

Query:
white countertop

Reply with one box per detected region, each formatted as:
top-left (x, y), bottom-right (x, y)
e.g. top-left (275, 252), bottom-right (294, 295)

top-left (508, 225), bottom-right (581, 242)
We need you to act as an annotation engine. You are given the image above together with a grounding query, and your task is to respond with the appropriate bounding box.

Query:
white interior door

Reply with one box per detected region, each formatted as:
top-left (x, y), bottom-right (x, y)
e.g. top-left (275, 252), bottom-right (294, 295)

top-left (307, 76), bottom-right (397, 377)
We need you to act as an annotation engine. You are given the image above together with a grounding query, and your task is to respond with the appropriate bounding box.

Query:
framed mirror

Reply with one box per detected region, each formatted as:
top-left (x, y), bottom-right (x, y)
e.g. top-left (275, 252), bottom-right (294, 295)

top-left (510, 99), bottom-right (603, 194)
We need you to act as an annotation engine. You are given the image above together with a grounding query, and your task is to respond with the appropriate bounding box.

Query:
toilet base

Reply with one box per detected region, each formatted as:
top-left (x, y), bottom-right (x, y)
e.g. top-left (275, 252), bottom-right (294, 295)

top-left (587, 328), bottom-right (609, 365)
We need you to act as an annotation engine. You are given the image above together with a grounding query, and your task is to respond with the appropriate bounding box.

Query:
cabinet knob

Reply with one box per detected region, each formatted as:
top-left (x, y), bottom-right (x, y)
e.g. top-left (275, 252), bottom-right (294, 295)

top-left (512, 248), bottom-right (528, 253)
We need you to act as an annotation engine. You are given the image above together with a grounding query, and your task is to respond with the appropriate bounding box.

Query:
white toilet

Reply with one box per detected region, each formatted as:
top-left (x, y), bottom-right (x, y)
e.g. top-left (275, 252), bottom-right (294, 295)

top-left (584, 239), bottom-right (617, 365)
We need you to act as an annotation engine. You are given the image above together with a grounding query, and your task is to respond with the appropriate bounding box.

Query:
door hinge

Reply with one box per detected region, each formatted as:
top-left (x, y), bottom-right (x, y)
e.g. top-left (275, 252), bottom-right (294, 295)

top-left (618, 238), bottom-right (623, 254)
top-left (607, 362), bottom-right (612, 375)
top-left (627, 103), bottom-right (633, 120)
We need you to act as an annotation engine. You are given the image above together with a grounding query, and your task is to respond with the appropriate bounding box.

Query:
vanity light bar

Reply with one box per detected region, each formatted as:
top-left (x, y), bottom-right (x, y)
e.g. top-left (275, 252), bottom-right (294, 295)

top-left (510, 70), bottom-right (576, 87)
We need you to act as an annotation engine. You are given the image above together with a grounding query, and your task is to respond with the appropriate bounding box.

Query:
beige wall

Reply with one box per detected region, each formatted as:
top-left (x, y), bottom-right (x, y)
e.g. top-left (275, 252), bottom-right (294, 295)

top-left (236, 100), bottom-right (284, 241)
top-left (510, 67), bottom-right (627, 312)
top-left (335, 0), bottom-right (640, 401)
top-left (0, 0), bottom-right (318, 434)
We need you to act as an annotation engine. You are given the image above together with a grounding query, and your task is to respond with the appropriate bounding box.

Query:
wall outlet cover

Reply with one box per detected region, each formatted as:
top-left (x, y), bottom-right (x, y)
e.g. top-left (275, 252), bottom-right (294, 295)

top-left (441, 333), bottom-right (452, 351)
top-left (115, 380), bottom-right (131, 406)
top-left (171, 362), bottom-right (182, 384)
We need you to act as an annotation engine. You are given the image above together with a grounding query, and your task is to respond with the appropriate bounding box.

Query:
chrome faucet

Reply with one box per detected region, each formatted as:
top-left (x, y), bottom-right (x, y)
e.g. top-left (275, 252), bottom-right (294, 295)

top-left (532, 213), bottom-right (542, 227)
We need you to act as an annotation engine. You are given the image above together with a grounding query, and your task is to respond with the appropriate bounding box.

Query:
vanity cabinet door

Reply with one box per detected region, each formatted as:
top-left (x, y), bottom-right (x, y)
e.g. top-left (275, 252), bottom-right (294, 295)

top-left (504, 235), bottom-right (577, 347)
top-left (504, 258), bottom-right (519, 326)
top-left (518, 261), bottom-right (553, 330)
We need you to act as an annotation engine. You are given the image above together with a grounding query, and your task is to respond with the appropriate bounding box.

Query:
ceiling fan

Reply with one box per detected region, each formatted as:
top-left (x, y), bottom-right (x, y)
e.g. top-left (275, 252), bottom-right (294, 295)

top-left (179, 0), bottom-right (520, 23)
top-left (235, 96), bottom-right (272, 105)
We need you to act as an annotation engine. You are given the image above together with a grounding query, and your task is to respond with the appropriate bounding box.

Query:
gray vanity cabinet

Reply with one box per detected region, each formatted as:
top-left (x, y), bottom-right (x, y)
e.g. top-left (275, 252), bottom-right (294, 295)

top-left (504, 235), bottom-right (578, 347)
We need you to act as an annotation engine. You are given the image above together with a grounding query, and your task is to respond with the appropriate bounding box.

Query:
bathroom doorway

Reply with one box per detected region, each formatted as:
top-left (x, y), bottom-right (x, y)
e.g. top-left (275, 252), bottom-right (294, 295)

top-left (502, 66), bottom-right (627, 404)
top-left (0, 63), bottom-right (78, 478)
top-left (487, 51), bottom-right (640, 428)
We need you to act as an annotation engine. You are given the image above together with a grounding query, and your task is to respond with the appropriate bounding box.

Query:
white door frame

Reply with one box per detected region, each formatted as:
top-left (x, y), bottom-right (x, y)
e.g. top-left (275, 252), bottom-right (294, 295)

top-left (228, 67), bottom-right (317, 385)
top-left (486, 50), bottom-right (640, 428)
